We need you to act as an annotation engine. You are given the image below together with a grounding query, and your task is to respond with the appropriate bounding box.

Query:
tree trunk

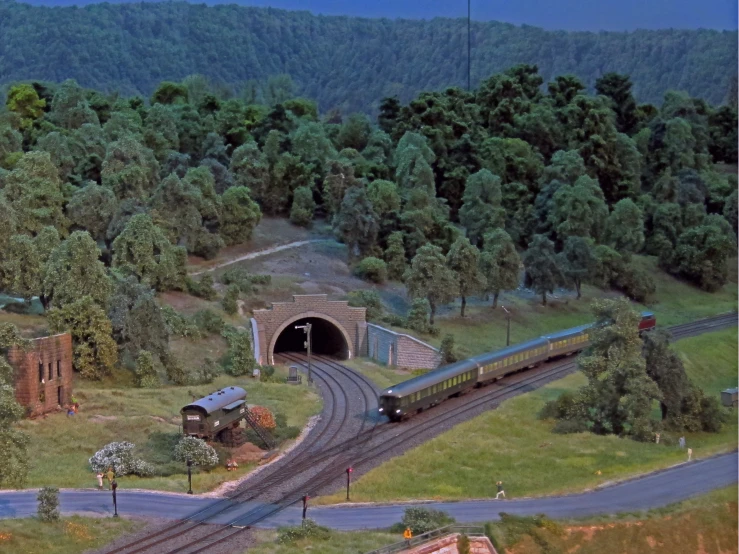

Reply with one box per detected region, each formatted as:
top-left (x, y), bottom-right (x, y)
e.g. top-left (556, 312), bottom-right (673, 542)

top-left (40, 295), bottom-right (51, 312)
top-left (660, 402), bottom-right (668, 421)
top-left (542, 292), bottom-right (547, 306)
top-left (460, 295), bottom-right (466, 317)
top-left (429, 300), bottom-right (436, 326)
top-left (575, 280), bottom-right (581, 299)
top-left (492, 292), bottom-right (499, 309)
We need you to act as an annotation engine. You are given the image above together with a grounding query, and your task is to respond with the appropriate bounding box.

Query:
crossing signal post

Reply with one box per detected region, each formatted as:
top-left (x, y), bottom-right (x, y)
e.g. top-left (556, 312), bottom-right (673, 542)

top-left (346, 467), bottom-right (353, 501)
top-left (186, 459), bottom-right (193, 494)
top-left (295, 323), bottom-right (313, 383)
top-left (302, 494), bottom-right (309, 523)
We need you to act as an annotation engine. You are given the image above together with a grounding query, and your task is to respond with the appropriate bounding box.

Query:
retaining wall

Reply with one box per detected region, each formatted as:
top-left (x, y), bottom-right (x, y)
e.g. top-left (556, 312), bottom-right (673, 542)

top-left (367, 323), bottom-right (441, 370)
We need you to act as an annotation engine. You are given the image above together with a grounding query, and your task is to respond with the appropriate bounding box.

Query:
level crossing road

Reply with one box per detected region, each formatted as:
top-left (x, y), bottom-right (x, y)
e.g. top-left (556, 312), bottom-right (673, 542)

top-left (0, 451), bottom-right (735, 529)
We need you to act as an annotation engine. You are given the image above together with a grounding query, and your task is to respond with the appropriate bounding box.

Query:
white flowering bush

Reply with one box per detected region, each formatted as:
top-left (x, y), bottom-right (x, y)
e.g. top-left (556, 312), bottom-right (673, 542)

top-left (88, 441), bottom-right (155, 477)
top-left (173, 436), bottom-right (219, 467)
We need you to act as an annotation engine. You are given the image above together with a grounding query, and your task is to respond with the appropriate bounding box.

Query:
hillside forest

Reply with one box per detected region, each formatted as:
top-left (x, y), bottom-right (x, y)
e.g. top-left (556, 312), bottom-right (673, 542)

top-left (0, 1), bottom-right (737, 114)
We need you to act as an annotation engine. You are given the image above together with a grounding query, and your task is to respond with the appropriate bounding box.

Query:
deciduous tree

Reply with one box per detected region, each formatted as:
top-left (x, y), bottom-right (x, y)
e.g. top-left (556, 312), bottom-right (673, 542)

top-left (404, 244), bottom-right (457, 325)
top-left (446, 237), bottom-right (485, 317)
top-left (522, 234), bottom-right (565, 306)
top-left (459, 169), bottom-right (505, 247)
top-left (479, 229), bottom-right (520, 308)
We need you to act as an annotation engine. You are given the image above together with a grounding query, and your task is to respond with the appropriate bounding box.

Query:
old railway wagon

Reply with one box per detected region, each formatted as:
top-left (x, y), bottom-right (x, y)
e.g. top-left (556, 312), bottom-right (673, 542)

top-left (181, 386), bottom-right (248, 439)
top-left (379, 312), bottom-right (655, 421)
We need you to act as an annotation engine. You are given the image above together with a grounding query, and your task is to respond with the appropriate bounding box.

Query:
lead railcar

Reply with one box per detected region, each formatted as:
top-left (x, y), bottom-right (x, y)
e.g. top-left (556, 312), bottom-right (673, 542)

top-left (181, 386), bottom-right (248, 440)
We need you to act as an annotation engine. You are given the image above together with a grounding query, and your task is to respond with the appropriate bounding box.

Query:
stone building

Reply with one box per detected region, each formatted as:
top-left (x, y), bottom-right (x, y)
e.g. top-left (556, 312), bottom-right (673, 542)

top-left (8, 333), bottom-right (74, 417)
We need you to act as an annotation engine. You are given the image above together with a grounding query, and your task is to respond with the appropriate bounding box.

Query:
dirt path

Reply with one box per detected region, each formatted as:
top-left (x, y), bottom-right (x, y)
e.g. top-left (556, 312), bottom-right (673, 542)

top-left (190, 239), bottom-right (331, 276)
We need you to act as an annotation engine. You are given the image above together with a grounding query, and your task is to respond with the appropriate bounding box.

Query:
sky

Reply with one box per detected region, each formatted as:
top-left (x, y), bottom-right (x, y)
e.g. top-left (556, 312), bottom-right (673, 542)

top-left (25, 0), bottom-right (739, 31)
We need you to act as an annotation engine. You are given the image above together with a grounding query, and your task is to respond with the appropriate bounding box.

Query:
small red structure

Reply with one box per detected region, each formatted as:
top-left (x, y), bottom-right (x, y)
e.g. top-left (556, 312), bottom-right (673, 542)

top-left (8, 333), bottom-right (73, 417)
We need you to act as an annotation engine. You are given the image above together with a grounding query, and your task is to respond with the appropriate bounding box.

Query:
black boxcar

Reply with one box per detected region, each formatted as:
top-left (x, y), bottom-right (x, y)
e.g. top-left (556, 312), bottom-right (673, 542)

top-left (181, 386), bottom-right (247, 439)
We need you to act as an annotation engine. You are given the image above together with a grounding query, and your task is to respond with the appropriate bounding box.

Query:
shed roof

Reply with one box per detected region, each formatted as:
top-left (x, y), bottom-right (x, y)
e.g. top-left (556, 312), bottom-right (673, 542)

top-left (181, 386), bottom-right (247, 415)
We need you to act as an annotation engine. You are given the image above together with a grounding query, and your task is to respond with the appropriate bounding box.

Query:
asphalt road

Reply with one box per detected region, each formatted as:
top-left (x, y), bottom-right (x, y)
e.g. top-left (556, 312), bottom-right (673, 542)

top-left (0, 451), bottom-right (735, 529)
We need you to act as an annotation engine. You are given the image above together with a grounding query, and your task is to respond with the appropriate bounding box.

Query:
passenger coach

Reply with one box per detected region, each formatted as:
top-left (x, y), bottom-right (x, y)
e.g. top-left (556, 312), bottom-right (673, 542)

top-left (379, 312), bottom-right (655, 421)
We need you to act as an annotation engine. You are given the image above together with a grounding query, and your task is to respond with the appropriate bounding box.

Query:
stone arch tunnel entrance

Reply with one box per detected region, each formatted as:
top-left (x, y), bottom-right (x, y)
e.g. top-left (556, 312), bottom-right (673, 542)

top-left (273, 317), bottom-right (350, 359)
top-left (251, 295), bottom-right (367, 366)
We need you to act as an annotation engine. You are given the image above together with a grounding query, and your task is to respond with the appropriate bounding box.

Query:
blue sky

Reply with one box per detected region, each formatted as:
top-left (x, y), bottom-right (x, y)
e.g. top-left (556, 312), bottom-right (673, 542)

top-left (28, 0), bottom-right (739, 31)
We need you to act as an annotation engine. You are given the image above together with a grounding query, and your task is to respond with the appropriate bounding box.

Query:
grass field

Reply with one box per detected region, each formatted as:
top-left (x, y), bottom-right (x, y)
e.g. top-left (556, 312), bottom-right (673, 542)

top-left (403, 255), bottom-right (737, 359)
top-left (321, 328), bottom-right (738, 503)
top-left (487, 485), bottom-right (738, 554)
top-left (15, 372), bottom-right (320, 493)
top-left (340, 358), bottom-right (413, 390)
top-left (0, 516), bottom-right (142, 554)
top-left (247, 528), bottom-right (400, 554)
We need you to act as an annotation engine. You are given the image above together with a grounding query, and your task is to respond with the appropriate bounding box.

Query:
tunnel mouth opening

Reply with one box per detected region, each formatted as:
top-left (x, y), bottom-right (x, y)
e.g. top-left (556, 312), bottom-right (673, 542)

top-left (273, 317), bottom-right (349, 360)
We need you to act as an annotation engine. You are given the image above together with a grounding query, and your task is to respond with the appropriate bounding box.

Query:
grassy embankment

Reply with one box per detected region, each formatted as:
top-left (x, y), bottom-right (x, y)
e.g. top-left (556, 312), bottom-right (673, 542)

top-left (16, 369), bottom-right (320, 492)
top-left (321, 327), bottom-right (737, 503)
top-left (393, 255), bottom-right (737, 360)
top-left (0, 516), bottom-right (142, 554)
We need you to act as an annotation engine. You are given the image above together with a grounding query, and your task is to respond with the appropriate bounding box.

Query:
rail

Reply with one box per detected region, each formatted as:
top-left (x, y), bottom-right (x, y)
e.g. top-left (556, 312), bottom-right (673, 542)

top-left (364, 524), bottom-right (486, 554)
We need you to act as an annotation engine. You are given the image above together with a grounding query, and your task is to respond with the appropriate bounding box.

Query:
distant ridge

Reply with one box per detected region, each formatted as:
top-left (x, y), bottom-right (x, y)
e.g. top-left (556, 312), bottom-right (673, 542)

top-left (0, 1), bottom-right (735, 112)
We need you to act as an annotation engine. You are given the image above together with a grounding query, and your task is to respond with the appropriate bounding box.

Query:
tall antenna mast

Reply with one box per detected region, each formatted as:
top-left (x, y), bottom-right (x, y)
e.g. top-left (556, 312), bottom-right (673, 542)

top-left (467, 0), bottom-right (471, 91)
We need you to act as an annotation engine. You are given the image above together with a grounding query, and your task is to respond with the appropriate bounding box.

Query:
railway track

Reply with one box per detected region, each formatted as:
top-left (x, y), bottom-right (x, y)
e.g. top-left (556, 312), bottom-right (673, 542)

top-left (101, 312), bottom-right (737, 554)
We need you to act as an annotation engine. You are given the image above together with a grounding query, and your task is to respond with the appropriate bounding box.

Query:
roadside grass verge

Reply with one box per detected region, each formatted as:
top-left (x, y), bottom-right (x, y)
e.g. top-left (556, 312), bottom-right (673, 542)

top-left (340, 358), bottom-right (413, 390)
top-left (15, 373), bottom-right (321, 493)
top-left (0, 516), bottom-right (142, 554)
top-left (487, 485), bottom-right (738, 554)
top-left (320, 328), bottom-right (738, 504)
top-left (248, 528), bottom-right (399, 554)
top-left (401, 255), bottom-right (736, 359)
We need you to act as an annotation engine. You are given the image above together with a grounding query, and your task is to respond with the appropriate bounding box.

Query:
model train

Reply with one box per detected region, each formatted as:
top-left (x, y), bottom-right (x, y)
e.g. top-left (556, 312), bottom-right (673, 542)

top-left (378, 312), bottom-right (656, 422)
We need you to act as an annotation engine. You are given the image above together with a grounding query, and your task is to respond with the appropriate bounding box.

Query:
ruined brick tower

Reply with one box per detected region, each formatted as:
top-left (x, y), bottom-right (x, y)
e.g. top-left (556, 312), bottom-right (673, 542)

top-left (8, 333), bottom-right (74, 417)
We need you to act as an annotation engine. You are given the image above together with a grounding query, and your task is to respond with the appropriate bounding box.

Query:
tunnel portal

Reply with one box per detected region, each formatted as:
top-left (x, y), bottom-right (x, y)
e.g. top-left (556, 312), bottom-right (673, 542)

top-left (273, 317), bottom-right (349, 359)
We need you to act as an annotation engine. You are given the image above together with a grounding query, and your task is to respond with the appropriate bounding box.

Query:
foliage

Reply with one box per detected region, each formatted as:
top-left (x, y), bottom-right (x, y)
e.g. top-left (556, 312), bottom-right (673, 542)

top-left (219, 186), bottom-right (262, 245)
top-left (347, 290), bottom-right (384, 322)
top-left (160, 305), bottom-right (200, 340)
top-left (479, 229), bottom-right (521, 308)
top-left (523, 235), bottom-right (565, 306)
top-left (249, 406), bottom-right (277, 429)
top-left (334, 186), bottom-right (379, 260)
top-left (459, 169), bottom-right (505, 247)
top-left (47, 296), bottom-right (118, 380)
top-left (439, 334), bottom-right (458, 364)
top-left (457, 534), bottom-right (471, 554)
top-left (277, 520), bottom-right (331, 545)
top-left (88, 441), bottom-right (154, 477)
top-left (193, 309), bottom-right (225, 335)
top-left (446, 237), bottom-right (485, 317)
top-left (222, 284), bottom-right (240, 315)
top-left (406, 298), bottom-right (431, 334)
top-left (36, 488), bottom-right (60, 523)
top-left (289, 185), bottom-right (315, 227)
top-left (384, 231), bottom-right (407, 281)
top-left (404, 244), bottom-right (457, 325)
top-left (134, 350), bottom-right (159, 388)
top-left (390, 507), bottom-right (455, 535)
top-left (354, 257), bottom-right (387, 284)
top-left (222, 326), bottom-right (256, 376)
top-left (173, 436), bottom-right (219, 467)
top-left (187, 273), bottom-right (217, 301)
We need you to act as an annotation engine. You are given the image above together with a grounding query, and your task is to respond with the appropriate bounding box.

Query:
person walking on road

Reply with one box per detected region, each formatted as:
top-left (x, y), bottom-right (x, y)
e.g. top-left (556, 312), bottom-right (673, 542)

top-left (403, 527), bottom-right (413, 546)
top-left (688, 448), bottom-right (693, 461)
top-left (496, 481), bottom-right (506, 499)
top-left (96, 472), bottom-right (104, 491)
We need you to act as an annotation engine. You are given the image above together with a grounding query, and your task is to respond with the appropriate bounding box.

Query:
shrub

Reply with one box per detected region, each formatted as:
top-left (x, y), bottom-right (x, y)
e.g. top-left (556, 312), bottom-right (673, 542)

top-left (193, 309), bottom-right (225, 334)
top-left (347, 289), bottom-right (384, 321)
top-left (249, 406), bottom-right (277, 429)
top-left (277, 519), bottom-right (330, 544)
top-left (164, 354), bottom-right (190, 385)
top-left (439, 334), bottom-right (457, 363)
top-left (354, 257), bottom-right (387, 283)
top-left (390, 507), bottom-right (455, 535)
top-left (552, 419), bottom-right (589, 434)
top-left (187, 273), bottom-right (218, 300)
top-left (220, 268), bottom-right (253, 293)
top-left (161, 305), bottom-right (201, 339)
top-left (134, 350), bottom-right (159, 388)
top-left (37, 487), bottom-right (59, 522)
top-left (616, 263), bottom-right (656, 302)
top-left (250, 274), bottom-right (271, 286)
top-left (406, 298), bottom-right (430, 334)
top-left (222, 284), bottom-right (240, 315)
top-left (88, 441), bottom-right (154, 476)
top-left (173, 436), bottom-right (219, 467)
top-left (222, 326), bottom-right (256, 376)
top-left (192, 357), bottom-right (219, 384)
top-left (381, 313), bottom-right (406, 327)
top-left (457, 534), bottom-right (471, 554)
top-left (290, 186), bottom-right (316, 227)
top-left (259, 364), bottom-right (283, 383)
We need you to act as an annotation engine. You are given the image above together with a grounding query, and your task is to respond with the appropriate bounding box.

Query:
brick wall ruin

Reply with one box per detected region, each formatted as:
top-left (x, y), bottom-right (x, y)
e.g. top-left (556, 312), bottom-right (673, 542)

top-left (8, 333), bottom-right (74, 417)
top-left (405, 533), bottom-right (498, 554)
top-left (367, 323), bottom-right (441, 370)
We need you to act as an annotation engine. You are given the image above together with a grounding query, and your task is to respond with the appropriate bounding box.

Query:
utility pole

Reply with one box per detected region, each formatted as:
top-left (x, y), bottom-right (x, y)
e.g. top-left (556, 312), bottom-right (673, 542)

top-left (502, 306), bottom-right (511, 347)
top-left (467, 0), bottom-right (471, 91)
top-left (302, 494), bottom-right (309, 523)
top-left (295, 323), bottom-right (313, 383)
top-left (346, 467), bottom-right (353, 501)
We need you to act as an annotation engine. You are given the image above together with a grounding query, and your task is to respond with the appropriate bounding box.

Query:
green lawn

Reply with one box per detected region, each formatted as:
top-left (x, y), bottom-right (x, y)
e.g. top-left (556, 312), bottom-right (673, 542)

top-left (247, 528), bottom-right (400, 554)
top-left (341, 358), bottom-right (414, 390)
top-left (403, 255), bottom-right (737, 359)
top-left (321, 328), bottom-right (738, 504)
top-left (15, 372), bottom-right (320, 493)
top-left (0, 516), bottom-right (142, 554)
